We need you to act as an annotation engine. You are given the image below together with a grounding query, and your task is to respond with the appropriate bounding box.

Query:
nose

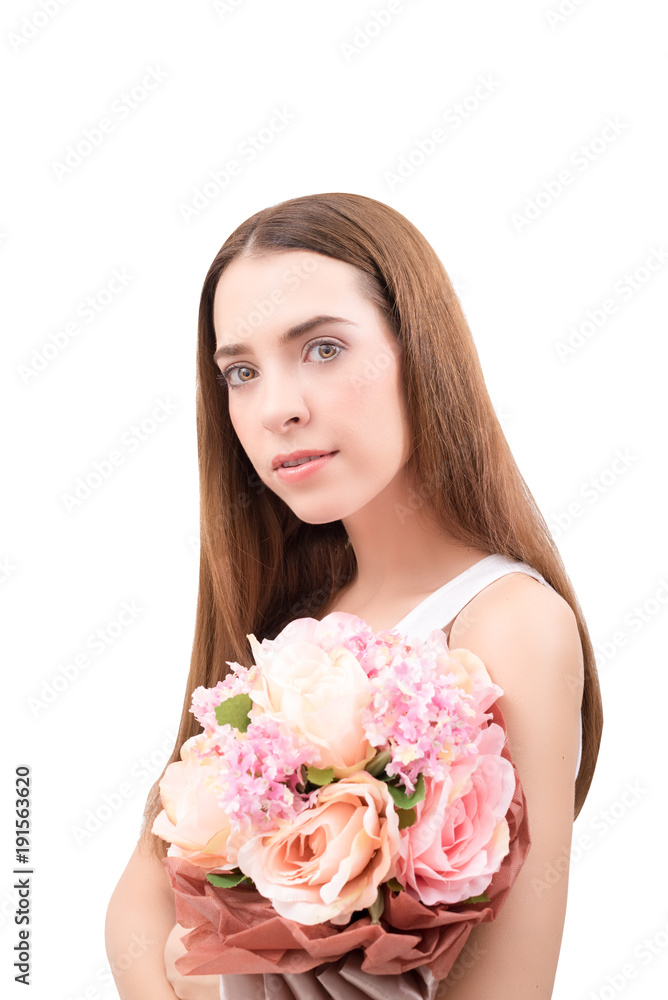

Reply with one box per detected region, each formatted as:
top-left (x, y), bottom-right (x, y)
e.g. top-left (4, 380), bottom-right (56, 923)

top-left (258, 370), bottom-right (310, 432)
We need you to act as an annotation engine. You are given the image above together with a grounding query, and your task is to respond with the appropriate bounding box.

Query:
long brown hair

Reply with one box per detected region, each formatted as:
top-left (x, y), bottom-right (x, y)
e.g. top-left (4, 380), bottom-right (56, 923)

top-left (140, 192), bottom-right (603, 856)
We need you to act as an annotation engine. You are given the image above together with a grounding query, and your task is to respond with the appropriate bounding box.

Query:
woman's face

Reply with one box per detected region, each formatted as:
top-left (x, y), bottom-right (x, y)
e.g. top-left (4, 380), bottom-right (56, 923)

top-left (212, 250), bottom-right (412, 525)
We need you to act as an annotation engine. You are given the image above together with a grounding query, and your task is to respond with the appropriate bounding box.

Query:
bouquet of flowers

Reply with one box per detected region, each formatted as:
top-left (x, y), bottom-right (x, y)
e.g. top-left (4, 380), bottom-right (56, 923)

top-left (153, 612), bottom-right (531, 985)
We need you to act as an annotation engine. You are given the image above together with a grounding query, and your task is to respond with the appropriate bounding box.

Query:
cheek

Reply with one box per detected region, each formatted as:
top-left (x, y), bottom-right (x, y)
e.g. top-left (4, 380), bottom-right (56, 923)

top-left (333, 362), bottom-right (408, 450)
top-left (227, 403), bottom-right (271, 484)
top-left (227, 400), bottom-right (252, 451)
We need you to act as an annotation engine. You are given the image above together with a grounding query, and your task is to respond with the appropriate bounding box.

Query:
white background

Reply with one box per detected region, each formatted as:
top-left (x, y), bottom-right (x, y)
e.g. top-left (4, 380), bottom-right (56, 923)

top-left (1, 1), bottom-right (666, 998)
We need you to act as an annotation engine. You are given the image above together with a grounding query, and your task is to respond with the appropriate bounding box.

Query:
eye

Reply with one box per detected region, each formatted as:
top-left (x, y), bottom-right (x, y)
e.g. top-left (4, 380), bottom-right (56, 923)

top-left (305, 338), bottom-right (343, 363)
top-left (216, 339), bottom-right (343, 390)
top-left (216, 364), bottom-right (256, 389)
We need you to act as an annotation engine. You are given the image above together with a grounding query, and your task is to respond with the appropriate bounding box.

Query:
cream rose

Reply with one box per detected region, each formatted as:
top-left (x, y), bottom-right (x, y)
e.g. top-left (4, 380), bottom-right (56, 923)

top-left (247, 629), bottom-right (376, 776)
top-left (151, 734), bottom-right (236, 872)
top-left (235, 771), bottom-right (401, 925)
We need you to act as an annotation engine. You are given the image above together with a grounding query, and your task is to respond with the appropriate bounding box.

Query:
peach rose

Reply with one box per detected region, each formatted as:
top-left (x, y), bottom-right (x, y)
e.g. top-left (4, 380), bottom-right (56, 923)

top-left (434, 643), bottom-right (504, 714)
top-left (395, 722), bottom-right (516, 905)
top-left (235, 771), bottom-right (401, 925)
top-left (247, 629), bottom-right (376, 776)
top-left (151, 734), bottom-right (236, 872)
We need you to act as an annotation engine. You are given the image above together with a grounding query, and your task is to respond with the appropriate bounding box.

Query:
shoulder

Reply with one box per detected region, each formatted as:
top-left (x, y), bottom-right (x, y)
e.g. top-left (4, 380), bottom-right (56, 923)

top-left (448, 569), bottom-right (583, 819)
top-left (449, 571), bottom-right (583, 695)
top-left (436, 571), bottom-right (584, 991)
top-left (448, 572), bottom-right (584, 752)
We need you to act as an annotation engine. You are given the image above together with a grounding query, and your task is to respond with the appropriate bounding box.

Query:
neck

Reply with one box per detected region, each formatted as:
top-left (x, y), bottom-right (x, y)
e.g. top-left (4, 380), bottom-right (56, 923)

top-left (339, 470), bottom-right (487, 603)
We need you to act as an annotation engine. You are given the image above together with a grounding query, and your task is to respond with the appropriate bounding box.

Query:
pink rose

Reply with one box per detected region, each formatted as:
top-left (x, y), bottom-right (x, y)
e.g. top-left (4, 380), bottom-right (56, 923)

top-left (236, 771), bottom-right (401, 925)
top-left (247, 624), bottom-right (376, 776)
top-left (151, 734), bottom-right (236, 872)
top-left (395, 722), bottom-right (516, 905)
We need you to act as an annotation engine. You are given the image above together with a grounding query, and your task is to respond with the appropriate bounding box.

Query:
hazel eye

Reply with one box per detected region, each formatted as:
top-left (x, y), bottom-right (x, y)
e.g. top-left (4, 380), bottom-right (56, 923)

top-left (216, 338), bottom-right (343, 391)
top-left (217, 365), bottom-right (257, 389)
top-left (306, 340), bottom-right (342, 362)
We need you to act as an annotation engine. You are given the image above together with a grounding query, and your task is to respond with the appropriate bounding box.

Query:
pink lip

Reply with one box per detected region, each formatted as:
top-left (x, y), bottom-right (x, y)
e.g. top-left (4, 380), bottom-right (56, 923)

top-left (271, 449), bottom-right (336, 470)
top-left (274, 451), bottom-right (338, 483)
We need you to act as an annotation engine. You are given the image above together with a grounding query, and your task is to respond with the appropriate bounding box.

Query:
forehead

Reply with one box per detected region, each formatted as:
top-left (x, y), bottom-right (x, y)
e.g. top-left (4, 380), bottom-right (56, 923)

top-left (212, 251), bottom-right (367, 342)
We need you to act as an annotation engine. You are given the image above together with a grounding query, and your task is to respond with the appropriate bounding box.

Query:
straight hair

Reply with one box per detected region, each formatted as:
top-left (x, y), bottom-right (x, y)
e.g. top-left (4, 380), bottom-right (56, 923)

top-left (139, 192), bottom-right (603, 857)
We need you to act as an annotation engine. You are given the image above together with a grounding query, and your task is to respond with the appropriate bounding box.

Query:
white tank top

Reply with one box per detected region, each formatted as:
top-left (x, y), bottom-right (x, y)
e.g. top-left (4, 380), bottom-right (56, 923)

top-left (391, 553), bottom-right (583, 779)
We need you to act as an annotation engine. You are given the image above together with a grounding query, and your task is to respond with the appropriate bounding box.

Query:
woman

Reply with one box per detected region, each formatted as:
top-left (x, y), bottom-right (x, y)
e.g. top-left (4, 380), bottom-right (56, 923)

top-left (105, 192), bottom-right (603, 999)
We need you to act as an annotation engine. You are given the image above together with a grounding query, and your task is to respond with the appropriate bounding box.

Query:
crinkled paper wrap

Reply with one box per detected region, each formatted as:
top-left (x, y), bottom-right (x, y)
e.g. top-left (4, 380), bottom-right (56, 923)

top-left (162, 702), bottom-right (531, 985)
top-left (215, 949), bottom-right (439, 999)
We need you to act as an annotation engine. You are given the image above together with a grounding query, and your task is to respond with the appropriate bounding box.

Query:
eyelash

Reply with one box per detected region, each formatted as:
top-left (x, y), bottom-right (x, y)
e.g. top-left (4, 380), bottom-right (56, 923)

top-left (215, 338), bottom-right (344, 390)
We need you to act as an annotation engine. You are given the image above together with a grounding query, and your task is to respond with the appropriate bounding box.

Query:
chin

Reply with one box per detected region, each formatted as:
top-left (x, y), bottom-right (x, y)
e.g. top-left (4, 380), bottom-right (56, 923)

top-left (268, 487), bottom-right (348, 525)
top-left (286, 504), bottom-right (349, 526)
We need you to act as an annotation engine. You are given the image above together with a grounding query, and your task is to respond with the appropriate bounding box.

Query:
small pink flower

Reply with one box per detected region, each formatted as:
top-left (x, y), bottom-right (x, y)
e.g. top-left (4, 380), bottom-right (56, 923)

top-left (360, 637), bottom-right (504, 795)
top-left (443, 644), bottom-right (504, 714)
top-left (395, 723), bottom-right (516, 905)
top-left (236, 771), bottom-right (401, 925)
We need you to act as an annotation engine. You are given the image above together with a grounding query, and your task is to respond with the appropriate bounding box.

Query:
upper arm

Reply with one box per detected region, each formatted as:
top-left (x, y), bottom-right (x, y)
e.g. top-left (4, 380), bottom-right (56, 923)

top-left (105, 840), bottom-right (177, 968)
top-left (435, 573), bottom-right (584, 999)
top-left (108, 840), bottom-right (176, 909)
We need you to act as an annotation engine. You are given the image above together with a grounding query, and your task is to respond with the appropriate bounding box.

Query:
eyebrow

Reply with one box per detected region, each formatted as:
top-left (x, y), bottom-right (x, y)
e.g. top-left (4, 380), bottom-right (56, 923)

top-left (213, 315), bottom-right (358, 363)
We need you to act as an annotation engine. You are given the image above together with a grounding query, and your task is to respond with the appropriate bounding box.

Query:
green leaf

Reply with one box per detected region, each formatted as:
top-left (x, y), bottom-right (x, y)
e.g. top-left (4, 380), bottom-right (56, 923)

top-left (365, 750), bottom-right (392, 777)
top-left (367, 889), bottom-right (385, 924)
top-left (383, 773), bottom-right (426, 810)
top-left (305, 765), bottom-right (335, 786)
top-left (395, 806), bottom-right (417, 829)
top-left (214, 693), bottom-right (252, 733)
top-left (385, 877), bottom-right (404, 893)
top-left (459, 891), bottom-right (490, 905)
top-left (206, 870), bottom-right (250, 888)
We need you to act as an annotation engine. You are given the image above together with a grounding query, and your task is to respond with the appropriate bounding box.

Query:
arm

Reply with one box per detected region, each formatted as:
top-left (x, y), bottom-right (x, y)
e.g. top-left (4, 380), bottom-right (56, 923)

top-left (104, 839), bottom-right (180, 1000)
top-left (434, 573), bottom-right (584, 999)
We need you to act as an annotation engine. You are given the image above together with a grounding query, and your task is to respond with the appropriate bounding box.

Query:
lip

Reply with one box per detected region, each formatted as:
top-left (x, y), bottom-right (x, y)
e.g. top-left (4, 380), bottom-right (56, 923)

top-left (271, 449), bottom-right (337, 470)
top-left (273, 451), bottom-right (338, 484)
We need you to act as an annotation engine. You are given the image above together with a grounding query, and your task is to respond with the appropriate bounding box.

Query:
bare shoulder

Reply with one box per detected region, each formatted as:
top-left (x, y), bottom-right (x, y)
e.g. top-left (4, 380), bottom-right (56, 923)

top-left (450, 570), bottom-right (575, 639)
top-left (449, 571), bottom-right (584, 733)
top-left (449, 573), bottom-right (584, 691)
top-left (432, 573), bottom-right (585, 995)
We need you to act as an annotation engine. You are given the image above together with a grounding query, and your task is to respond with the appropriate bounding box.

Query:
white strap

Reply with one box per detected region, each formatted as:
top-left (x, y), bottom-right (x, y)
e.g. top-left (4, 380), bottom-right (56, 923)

top-left (393, 554), bottom-right (549, 637)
